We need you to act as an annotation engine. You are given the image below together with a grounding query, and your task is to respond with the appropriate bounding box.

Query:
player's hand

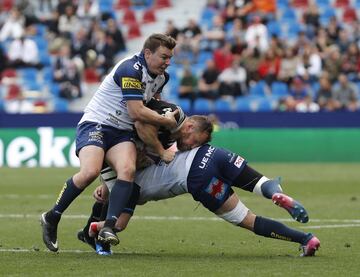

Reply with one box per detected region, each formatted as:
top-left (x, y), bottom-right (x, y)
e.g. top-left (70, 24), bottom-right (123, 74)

top-left (160, 149), bottom-right (175, 164)
top-left (93, 185), bottom-right (108, 203)
top-left (164, 109), bottom-right (179, 130)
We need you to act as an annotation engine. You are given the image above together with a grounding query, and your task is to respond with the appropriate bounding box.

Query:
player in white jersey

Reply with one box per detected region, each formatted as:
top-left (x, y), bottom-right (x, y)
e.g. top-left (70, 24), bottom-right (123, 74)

top-left (41, 34), bottom-right (184, 252)
top-left (81, 144), bottom-right (320, 257)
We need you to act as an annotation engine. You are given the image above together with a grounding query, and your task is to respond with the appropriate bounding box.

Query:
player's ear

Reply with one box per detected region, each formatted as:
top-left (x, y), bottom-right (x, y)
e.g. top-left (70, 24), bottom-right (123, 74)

top-left (144, 48), bottom-right (152, 59)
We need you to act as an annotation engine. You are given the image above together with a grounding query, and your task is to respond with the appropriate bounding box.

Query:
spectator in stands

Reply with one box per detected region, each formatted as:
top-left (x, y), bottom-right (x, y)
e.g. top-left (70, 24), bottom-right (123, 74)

top-left (244, 15), bottom-right (269, 54)
top-left (175, 19), bottom-right (202, 63)
top-left (241, 46), bottom-right (262, 86)
top-left (331, 73), bottom-right (359, 111)
top-left (213, 41), bottom-right (234, 72)
top-left (296, 45), bottom-right (322, 83)
top-left (7, 31), bottom-right (41, 69)
top-left (53, 43), bottom-right (82, 99)
top-left (76, 0), bottom-right (100, 30)
top-left (58, 4), bottom-right (80, 38)
top-left (337, 29), bottom-right (351, 54)
top-left (220, 2), bottom-right (237, 24)
top-left (322, 46), bottom-right (342, 84)
top-left (257, 48), bottom-right (281, 93)
top-left (72, 27), bottom-right (91, 65)
top-left (238, 0), bottom-right (276, 24)
top-left (315, 27), bottom-right (331, 56)
top-left (178, 65), bottom-right (198, 107)
top-left (91, 29), bottom-right (116, 75)
top-left (105, 18), bottom-right (126, 53)
top-left (198, 59), bottom-right (220, 100)
top-left (0, 7), bottom-right (25, 42)
top-left (201, 15), bottom-right (226, 52)
top-left (218, 59), bottom-right (247, 98)
top-left (326, 16), bottom-right (341, 44)
top-left (278, 47), bottom-right (299, 86)
top-left (226, 18), bottom-right (246, 45)
top-left (316, 76), bottom-right (336, 111)
top-left (302, 2), bottom-right (320, 39)
top-left (164, 19), bottom-right (180, 40)
top-left (57, 0), bottom-right (73, 15)
top-left (341, 42), bottom-right (360, 82)
top-left (282, 77), bottom-right (314, 112)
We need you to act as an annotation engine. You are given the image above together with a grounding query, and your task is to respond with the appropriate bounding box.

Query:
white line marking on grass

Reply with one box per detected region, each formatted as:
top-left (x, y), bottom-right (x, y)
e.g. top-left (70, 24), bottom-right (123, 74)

top-left (1, 213), bottom-right (360, 226)
top-left (300, 224), bottom-right (360, 229)
top-left (0, 248), bottom-right (94, 253)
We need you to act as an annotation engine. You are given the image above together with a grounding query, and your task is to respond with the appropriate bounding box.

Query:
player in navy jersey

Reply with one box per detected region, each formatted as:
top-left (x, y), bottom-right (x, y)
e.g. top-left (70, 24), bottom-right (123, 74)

top-left (40, 34), bottom-right (188, 252)
top-left (80, 144), bottom-right (320, 257)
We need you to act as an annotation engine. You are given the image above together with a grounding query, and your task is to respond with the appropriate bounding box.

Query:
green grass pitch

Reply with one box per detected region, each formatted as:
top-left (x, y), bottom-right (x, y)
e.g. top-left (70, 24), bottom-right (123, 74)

top-left (1, 163), bottom-right (359, 276)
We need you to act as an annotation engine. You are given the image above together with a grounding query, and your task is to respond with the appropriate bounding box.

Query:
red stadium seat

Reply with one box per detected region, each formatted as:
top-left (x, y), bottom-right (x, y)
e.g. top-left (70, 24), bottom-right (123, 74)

top-left (84, 68), bottom-right (100, 83)
top-left (291, 0), bottom-right (308, 8)
top-left (127, 23), bottom-right (142, 39)
top-left (334, 0), bottom-right (350, 8)
top-left (342, 7), bottom-right (357, 22)
top-left (154, 0), bottom-right (172, 9)
top-left (122, 9), bottom-right (137, 25)
top-left (1, 69), bottom-right (17, 79)
top-left (142, 9), bottom-right (156, 24)
top-left (114, 0), bottom-right (131, 10)
top-left (1, 0), bottom-right (15, 11)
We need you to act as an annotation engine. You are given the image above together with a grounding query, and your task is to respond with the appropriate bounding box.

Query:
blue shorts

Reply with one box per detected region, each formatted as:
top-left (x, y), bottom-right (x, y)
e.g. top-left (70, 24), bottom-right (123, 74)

top-left (187, 144), bottom-right (247, 212)
top-left (75, 121), bottom-right (136, 156)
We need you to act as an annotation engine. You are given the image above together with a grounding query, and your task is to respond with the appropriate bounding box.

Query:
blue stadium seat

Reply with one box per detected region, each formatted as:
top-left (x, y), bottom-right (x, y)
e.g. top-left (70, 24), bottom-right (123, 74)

top-left (53, 97), bottom-right (69, 112)
top-left (23, 80), bottom-right (41, 91)
top-left (39, 52), bottom-right (52, 66)
top-left (255, 98), bottom-right (273, 112)
top-left (193, 98), bottom-right (213, 112)
top-left (42, 67), bottom-right (54, 82)
top-left (19, 68), bottom-right (37, 81)
top-left (177, 98), bottom-right (192, 113)
top-left (214, 99), bottom-right (232, 111)
top-left (200, 8), bottom-right (216, 29)
top-left (249, 81), bottom-right (267, 96)
top-left (33, 36), bottom-right (48, 51)
top-left (271, 81), bottom-right (288, 97)
top-left (235, 97), bottom-right (252, 111)
top-left (47, 82), bottom-right (60, 97)
top-left (267, 21), bottom-right (282, 37)
top-left (0, 98), bottom-right (4, 111)
top-left (281, 8), bottom-right (297, 21)
top-left (316, 0), bottom-right (331, 8)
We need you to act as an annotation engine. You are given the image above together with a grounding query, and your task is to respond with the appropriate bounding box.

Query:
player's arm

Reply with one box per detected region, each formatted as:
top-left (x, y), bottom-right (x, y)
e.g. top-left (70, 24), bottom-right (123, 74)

top-left (127, 100), bottom-right (178, 129)
top-left (135, 121), bottom-right (175, 163)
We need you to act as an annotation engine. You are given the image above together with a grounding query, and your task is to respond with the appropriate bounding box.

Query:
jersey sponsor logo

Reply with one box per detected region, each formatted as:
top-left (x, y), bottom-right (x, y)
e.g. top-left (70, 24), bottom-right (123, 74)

top-left (234, 156), bottom-right (244, 168)
top-left (122, 77), bottom-right (142, 89)
top-left (88, 130), bottom-right (104, 144)
top-left (199, 146), bottom-right (216, 169)
top-left (205, 177), bottom-right (228, 200)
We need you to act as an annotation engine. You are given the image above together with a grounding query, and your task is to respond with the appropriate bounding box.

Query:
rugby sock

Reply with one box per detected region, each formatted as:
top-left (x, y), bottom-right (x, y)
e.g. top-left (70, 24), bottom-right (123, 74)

top-left (253, 177), bottom-right (283, 199)
top-left (46, 177), bottom-right (83, 224)
top-left (104, 179), bottom-right (133, 229)
top-left (253, 216), bottom-right (309, 244)
top-left (82, 201), bottom-right (104, 233)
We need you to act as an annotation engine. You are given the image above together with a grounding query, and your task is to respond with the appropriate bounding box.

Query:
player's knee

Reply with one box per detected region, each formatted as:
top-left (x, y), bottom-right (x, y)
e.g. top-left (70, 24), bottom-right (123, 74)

top-left (117, 163), bottom-right (136, 181)
top-left (217, 200), bottom-right (249, 226)
top-left (80, 168), bottom-right (101, 184)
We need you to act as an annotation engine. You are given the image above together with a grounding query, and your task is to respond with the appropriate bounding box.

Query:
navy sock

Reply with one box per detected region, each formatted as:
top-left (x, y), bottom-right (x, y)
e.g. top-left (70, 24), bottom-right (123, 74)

top-left (83, 201), bottom-right (104, 233)
top-left (261, 178), bottom-right (283, 199)
top-left (46, 177), bottom-right (83, 224)
top-left (104, 179), bottom-right (133, 228)
top-left (253, 216), bottom-right (309, 244)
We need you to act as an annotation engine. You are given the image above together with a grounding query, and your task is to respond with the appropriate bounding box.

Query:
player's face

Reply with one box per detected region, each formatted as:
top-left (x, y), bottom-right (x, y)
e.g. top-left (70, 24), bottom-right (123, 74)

top-left (145, 46), bottom-right (173, 75)
top-left (177, 130), bottom-right (209, 151)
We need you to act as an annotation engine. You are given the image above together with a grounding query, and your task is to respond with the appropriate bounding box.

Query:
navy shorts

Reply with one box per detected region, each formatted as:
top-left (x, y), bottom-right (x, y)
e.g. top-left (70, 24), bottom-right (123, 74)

top-left (187, 144), bottom-right (247, 212)
top-left (75, 121), bottom-right (136, 156)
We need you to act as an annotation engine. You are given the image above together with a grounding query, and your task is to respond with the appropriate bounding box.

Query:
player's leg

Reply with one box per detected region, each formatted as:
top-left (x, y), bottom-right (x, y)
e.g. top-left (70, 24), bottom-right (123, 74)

top-left (216, 193), bottom-right (320, 256)
top-left (40, 145), bottom-right (104, 252)
top-left (98, 141), bottom-right (137, 245)
top-left (232, 164), bottom-right (309, 223)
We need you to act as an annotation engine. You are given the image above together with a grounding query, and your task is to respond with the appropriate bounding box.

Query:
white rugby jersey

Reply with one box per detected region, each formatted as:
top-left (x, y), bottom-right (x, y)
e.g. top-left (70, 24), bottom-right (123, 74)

top-left (79, 52), bottom-right (170, 130)
top-left (102, 146), bottom-right (200, 204)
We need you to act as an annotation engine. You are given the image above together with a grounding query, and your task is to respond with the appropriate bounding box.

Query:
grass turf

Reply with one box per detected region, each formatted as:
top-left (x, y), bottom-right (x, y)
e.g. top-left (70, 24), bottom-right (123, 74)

top-left (0, 163), bottom-right (359, 276)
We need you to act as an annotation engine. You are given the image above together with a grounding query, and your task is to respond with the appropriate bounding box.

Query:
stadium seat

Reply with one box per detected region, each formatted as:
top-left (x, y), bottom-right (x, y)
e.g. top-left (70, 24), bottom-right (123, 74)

top-left (249, 81), bottom-right (267, 96)
top-left (19, 68), bottom-right (37, 82)
top-left (35, 24), bottom-right (47, 37)
top-left (47, 82), bottom-right (60, 97)
top-left (271, 82), bottom-right (289, 97)
top-left (292, 0), bottom-right (308, 8)
top-left (99, 0), bottom-right (113, 13)
top-left (177, 98), bottom-right (192, 113)
top-left (53, 97), bottom-right (69, 112)
top-left (127, 23), bottom-right (142, 39)
top-left (235, 97), bottom-right (252, 112)
top-left (42, 67), bottom-right (54, 83)
top-left (142, 8), bottom-right (156, 24)
top-left (342, 8), bottom-right (357, 23)
top-left (214, 99), bottom-right (233, 112)
top-left (154, 0), bottom-right (171, 9)
top-left (277, 0), bottom-right (289, 9)
top-left (1, 68), bottom-right (17, 79)
top-left (33, 37), bottom-right (48, 51)
top-left (281, 8), bottom-right (297, 21)
top-left (84, 68), bottom-right (100, 83)
top-left (193, 99), bottom-right (213, 112)
top-left (267, 21), bottom-right (282, 37)
top-left (315, 0), bottom-right (330, 9)
top-left (255, 98), bottom-right (273, 112)
top-left (334, 0), bottom-right (350, 8)
top-left (1, 0), bottom-right (14, 11)
top-left (122, 9), bottom-right (137, 25)
top-left (114, 0), bottom-right (131, 9)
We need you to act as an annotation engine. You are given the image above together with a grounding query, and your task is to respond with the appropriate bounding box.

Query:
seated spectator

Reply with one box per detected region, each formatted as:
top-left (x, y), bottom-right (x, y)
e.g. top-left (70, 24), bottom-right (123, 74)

top-left (178, 66), bottom-right (198, 107)
top-left (58, 4), bottom-right (80, 38)
top-left (175, 19), bottom-right (202, 63)
top-left (322, 46), bottom-right (342, 84)
top-left (278, 47), bottom-right (299, 86)
top-left (257, 49), bottom-right (281, 93)
top-left (213, 41), bottom-right (234, 72)
top-left (0, 7), bottom-right (25, 42)
top-left (76, 0), bottom-right (100, 30)
top-left (105, 18), bottom-right (126, 53)
top-left (241, 46), bottom-right (262, 86)
top-left (7, 31), bottom-right (41, 69)
top-left (341, 42), bottom-right (360, 82)
top-left (244, 15), bottom-right (269, 54)
top-left (316, 76), bottom-right (336, 111)
top-left (91, 30), bottom-right (116, 75)
top-left (164, 19), bottom-right (180, 40)
top-left (331, 73), bottom-right (359, 111)
top-left (198, 59), bottom-right (220, 100)
top-left (326, 16), bottom-right (341, 44)
top-left (282, 77), bottom-right (314, 111)
top-left (201, 15), bottom-right (226, 51)
top-left (226, 18), bottom-right (246, 45)
top-left (218, 59), bottom-right (247, 98)
top-left (296, 45), bottom-right (322, 83)
top-left (302, 2), bottom-right (320, 39)
top-left (53, 44), bottom-right (82, 99)
top-left (71, 27), bottom-right (90, 66)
